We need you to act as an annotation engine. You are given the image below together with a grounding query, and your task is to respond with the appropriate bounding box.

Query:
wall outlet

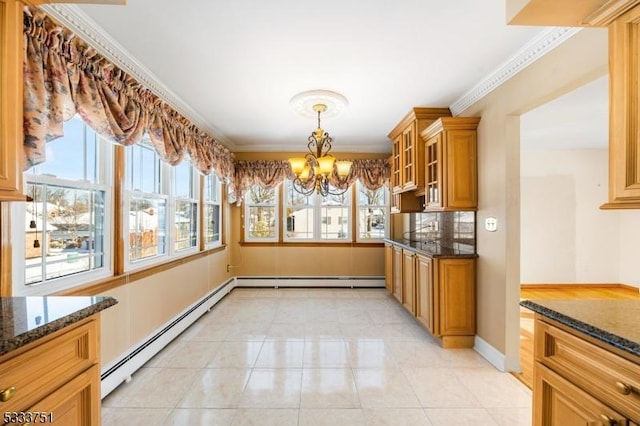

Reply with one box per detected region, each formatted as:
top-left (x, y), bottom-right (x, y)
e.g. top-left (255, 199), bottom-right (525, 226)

top-left (485, 217), bottom-right (498, 232)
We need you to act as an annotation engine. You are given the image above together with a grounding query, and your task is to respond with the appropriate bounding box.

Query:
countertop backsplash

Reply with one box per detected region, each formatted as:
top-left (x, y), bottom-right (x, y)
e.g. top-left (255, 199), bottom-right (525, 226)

top-left (405, 211), bottom-right (476, 252)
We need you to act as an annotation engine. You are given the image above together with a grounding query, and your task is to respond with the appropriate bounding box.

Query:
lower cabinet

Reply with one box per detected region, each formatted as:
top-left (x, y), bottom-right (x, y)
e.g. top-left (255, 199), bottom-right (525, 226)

top-left (0, 316), bottom-right (101, 426)
top-left (384, 243), bottom-right (393, 293)
top-left (533, 316), bottom-right (640, 425)
top-left (386, 244), bottom-right (476, 348)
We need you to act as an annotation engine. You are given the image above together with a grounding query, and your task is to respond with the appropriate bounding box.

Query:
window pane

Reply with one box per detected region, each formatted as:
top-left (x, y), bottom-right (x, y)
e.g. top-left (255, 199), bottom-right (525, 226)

top-left (358, 186), bottom-right (385, 206)
top-left (248, 206), bottom-right (276, 239)
top-left (174, 161), bottom-right (194, 198)
top-left (358, 206), bottom-right (386, 239)
top-left (129, 197), bottom-right (167, 261)
top-left (320, 206), bottom-right (349, 239)
top-left (175, 201), bottom-right (197, 251)
top-left (29, 117), bottom-right (99, 183)
top-left (25, 183), bottom-right (106, 285)
top-left (248, 186), bottom-right (276, 205)
top-left (286, 206), bottom-right (314, 239)
top-left (127, 142), bottom-right (161, 193)
top-left (204, 174), bottom-right (218, 202)
top-left (205, 204), bottom-right (220, 244)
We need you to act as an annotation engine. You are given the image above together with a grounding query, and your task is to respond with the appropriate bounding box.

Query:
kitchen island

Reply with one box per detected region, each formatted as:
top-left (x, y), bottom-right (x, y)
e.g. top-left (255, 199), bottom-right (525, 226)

top-left (521, 299), bottom-right (640, 425)
top-left (0, 296), bottom-right (117, 426)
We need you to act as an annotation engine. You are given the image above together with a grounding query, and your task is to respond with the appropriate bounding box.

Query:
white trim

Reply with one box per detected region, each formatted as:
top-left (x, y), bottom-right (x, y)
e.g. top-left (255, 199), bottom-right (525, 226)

top-left (40, 4), bottom-right (237, 151)
top-left (474, 335), bottom-right (521, 372)
top-left (449, 27), bottom-right (582, 116)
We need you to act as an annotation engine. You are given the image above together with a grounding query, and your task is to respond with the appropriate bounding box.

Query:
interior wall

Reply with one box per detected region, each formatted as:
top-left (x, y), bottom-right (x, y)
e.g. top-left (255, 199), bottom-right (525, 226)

top-left (440, 27), bottom-right (608, 367)
top-left (520, 149), bottom-right (622, 284)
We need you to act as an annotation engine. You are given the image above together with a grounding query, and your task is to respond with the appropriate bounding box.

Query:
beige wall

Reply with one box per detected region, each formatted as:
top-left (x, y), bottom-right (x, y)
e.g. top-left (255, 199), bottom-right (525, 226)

top-left (520, 149), bottom-right (627, 284)
top-left (395, 28), bottom-right (609, 364)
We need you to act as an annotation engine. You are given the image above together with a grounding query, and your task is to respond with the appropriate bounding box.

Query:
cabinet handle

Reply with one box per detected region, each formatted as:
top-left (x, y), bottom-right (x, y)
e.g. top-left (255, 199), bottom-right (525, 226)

top-left (615, 381), bottom-right (632, 395)
top-left (599, 414), bottom-right (617, 425)
top-left (0, 385), bottom-right (16, 402)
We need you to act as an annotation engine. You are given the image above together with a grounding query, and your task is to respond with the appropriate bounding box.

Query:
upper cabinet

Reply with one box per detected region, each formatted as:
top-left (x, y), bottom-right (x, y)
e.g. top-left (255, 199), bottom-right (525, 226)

top-left (507, 0), bottom-right (640, 209)
top-left (388, 108), bottom-right (451, 194)
top-left (421, 117), bottom-right (480, 211)
top-left (0, 0), bottom-right (25, 201)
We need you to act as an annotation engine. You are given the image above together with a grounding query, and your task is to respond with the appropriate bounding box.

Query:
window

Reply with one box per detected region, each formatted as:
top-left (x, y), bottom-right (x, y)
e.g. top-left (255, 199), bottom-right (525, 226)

top-left (124, 139), bottom-right (168, 265)
top-left (284, 180), bottom-right (351, 241)
top-left (244, 185), bottom-right (278, 242)
top-left (14, 116), bottom-right (112, 295)
top-left (204, 173), bottom-right (222, 248)
top-left (356, 181), bottom-right (389, 241)
top-left (173, 161), bottom-right (199, 252)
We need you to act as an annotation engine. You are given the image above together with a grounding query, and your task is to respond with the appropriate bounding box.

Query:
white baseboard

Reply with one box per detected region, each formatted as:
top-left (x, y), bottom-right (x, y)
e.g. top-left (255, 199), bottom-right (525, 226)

top-left (474, 335), bottom-right (521, 372)
top-left (235, 276), bottom-right (385, 288)
top-left (100, 278), bottom-right (234, 398)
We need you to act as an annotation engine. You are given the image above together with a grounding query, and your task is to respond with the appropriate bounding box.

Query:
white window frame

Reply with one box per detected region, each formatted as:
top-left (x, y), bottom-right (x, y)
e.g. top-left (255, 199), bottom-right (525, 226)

top-left (283, 179), bottom-right (352, 242)
top-left (243, 184), bottom-right (279, 242)
top-left (172, 160), bottom-right (200, 254)
top-left (12, 118), bottom-right (114, 296)
top-left (355, 181), bottom-right (390, 242)
top-left (203, 173), bottom-right (222, 249)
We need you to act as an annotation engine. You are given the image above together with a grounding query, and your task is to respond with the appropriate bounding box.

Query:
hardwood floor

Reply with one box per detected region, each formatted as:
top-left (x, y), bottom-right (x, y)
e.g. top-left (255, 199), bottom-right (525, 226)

top-left (515, 284), bottom-right (640, 389)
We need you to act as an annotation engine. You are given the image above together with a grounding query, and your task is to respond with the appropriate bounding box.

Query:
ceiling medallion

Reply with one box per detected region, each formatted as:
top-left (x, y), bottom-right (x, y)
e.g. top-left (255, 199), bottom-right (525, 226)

top-left (289, 89), bottom-right (349, 119)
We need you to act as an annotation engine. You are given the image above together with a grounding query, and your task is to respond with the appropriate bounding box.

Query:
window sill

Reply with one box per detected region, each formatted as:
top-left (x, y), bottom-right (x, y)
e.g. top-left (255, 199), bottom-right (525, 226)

top-left (239, 241), bottom-right (384, 248)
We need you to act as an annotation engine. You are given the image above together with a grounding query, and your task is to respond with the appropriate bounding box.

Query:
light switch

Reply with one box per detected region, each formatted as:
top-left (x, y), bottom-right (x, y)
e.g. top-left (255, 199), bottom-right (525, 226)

top-left (485, 217), bottom-right (497, 232)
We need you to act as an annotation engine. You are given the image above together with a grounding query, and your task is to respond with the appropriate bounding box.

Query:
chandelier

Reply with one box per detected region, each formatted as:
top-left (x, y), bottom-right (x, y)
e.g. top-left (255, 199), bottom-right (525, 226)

top-left (288, 101), bottom-right (352, 197)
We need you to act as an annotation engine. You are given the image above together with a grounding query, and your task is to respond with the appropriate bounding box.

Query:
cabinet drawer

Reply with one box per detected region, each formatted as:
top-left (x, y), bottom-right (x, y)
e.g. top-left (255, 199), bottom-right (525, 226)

top-left (0, 318), bottom-right (98, 414)
top-left (535, 319), bottom-right (640, 421)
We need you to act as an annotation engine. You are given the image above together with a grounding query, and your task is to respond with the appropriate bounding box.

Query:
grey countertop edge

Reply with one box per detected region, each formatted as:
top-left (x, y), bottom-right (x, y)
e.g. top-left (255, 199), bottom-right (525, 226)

top-left (0, 297), bottom-right (118, 357)
top-left (384, 238), bottom-right (478, 259)
top-left (520, 300), bottom-right (640, 358)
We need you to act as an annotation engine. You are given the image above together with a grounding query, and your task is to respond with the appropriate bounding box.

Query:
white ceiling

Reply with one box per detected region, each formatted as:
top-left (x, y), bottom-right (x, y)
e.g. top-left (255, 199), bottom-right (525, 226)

top-left (520, 75), bottom-right (609, 151)
top-left (75, 0), bottom-right (547, 154)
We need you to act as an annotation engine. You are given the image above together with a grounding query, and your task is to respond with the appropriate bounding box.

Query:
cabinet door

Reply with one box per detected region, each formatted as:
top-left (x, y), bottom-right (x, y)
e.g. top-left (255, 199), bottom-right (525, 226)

top-left (384, 244), bottom-right (393, 293)
top-left (391, 136), bottom-right (403, 193)
top-left (437, 259), bottom-right (475, 336)
top-left (0, 0), bottom-right (25, 201)
top-left (415, 254), bottom-right (435, 334)
top-left (402, 124), bottom-right (417, 191)
top-left (445, 129), bottom-right (477, 209)
top-left (392, 246), bottom-right (403, 303)
top-left (425, 134), bottom-right (443, 209)
top-left (534, 363), bottom-right (627, 426)
top-left (29, 365), bottom-right (101, 426)
top-left (606, 6), bottom-right (640, 208)
top-left (402, 250), bottom-right (415, 314)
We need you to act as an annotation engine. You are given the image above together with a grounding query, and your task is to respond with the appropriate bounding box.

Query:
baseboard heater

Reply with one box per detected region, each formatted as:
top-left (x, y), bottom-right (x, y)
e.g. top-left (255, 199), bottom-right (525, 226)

top-left (100, 277), bottom-right (235, 398)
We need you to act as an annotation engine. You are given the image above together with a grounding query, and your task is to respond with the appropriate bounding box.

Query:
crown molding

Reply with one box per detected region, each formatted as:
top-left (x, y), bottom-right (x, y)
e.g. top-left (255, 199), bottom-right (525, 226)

top-left (449, 26), bottom-right (582, 116)
top-left (40, 4), bottom-right (237, 151)
top-left (235, 143), bottom-right (391, 154)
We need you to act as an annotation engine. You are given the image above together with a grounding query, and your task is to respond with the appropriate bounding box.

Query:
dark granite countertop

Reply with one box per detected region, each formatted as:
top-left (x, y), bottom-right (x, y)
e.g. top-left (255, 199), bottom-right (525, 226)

top-left (0, 296), bottom-right (118, 356)
top-left (521, 299), bottom-right (640, 358)
top-left (384, 238), bottom-right (477, 258)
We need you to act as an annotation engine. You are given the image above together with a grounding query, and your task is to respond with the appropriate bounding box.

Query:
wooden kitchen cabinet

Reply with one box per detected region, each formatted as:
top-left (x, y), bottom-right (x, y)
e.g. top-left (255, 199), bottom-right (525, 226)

top-left (0, 0), bottom-right (25, 201)
top-left (0, 316), bottom-right (102, 425)
top-left (421, 117), bottom-right (480, 211)
top-left (415, 254), bottom-right (435, 333)
top-left (388, 107), bottom-right (451, 194)
top-left (390, 192), bottom-right (422, 214)
top-left (391, 245), bottom-right (403, 303)
top-left (533, 316), bottom-right (640, 425)
top-left (401, 249), bottom-right (415, 314)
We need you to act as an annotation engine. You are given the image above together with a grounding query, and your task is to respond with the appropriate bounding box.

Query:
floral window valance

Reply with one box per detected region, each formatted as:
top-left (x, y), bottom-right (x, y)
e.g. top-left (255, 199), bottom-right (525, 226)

top-left (22, 6), bottom-right (235, 186)
top-left (233, 158), bottom-right (390, 204)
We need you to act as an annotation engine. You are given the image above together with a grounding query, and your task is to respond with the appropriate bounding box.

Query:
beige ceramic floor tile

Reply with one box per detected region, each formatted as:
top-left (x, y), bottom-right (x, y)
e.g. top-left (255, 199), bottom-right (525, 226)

top-left (455, 368), bottom-right (532, 408)
top-left (102, 407), bottom-right (171, 426)
top-left (163, 408), bottom-right (236, 425)
top-left (363, 408), bottom-right (433, 426)
top-left (145, 340), bottom-right (222, 368)
top-left (300, 368), bottom-right (361, 408)
top-left (206, 341), bottom-right (264, 368)
top-left (353, 368), bottom-right (421, 408)
top-left (178, 368), bottom-right (251, 408)
top-left (230, 408), bottom-right (299, 426)
top-left (403, 367), bottom-right (481, 408)
top-left (424, 408), bottom-right (499, 425)
top-left (298, 408), bottom-right (365, 426)
top-left (239, 368), bottom-right (303, 408)
top-left (303, 340), bottom-right (349, 367)
top-left (255, 340), bottom-right (305, 368)
top-left (487, 407), bottom-right (533, 426)
top-left (346, 339), bottom-right (397, 368)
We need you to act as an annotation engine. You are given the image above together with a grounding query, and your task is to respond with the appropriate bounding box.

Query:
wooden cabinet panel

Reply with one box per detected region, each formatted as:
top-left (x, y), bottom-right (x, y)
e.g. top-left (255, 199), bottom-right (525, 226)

top-left (415, 254), bottom-right (435, 334)
top-left (0, 0), bottom-right (25, 201)
top-left (401, 249), bottom-right (415, 314)
top-left (437, 258), bottom-right (475, 337)
top-left (534, 363), bottom-right (628, 426)
top-left (391, 137), bottom-right (402, 193)
top-left (384, 243), bottom-right (393, 293)
top-left (604, 5), bottom-right (640, 209)
top-left (390, 191), bottom-right (423, 214)
top-left (422, 117), bottom-right (479, 211)
top-left (392, 246), bottom-right (403, 303)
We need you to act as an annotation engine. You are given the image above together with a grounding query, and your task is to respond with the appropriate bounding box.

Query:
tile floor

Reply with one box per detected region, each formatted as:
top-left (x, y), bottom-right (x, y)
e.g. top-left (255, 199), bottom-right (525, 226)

top-left (101, 288), bottom-right (532, 425)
